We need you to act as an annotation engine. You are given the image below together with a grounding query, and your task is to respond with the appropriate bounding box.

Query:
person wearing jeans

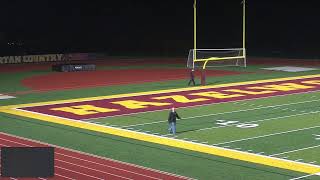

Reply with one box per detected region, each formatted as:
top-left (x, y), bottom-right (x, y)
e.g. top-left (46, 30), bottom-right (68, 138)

top-left (168, 107), bottom-right (181, 135)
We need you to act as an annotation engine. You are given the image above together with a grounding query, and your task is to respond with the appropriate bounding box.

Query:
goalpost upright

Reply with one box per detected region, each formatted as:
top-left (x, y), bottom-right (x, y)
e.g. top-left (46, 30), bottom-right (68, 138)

top-left (193, 0), bottom-right (197, 70)
top-left (190, 0), bottom-right (247, 85)
top-left (243, 0), bottom-right (247, 67)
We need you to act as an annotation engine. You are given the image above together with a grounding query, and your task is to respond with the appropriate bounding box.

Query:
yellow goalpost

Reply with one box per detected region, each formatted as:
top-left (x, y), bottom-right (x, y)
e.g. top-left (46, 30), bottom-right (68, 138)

top-left (191, 0), bottom-right (247, 85)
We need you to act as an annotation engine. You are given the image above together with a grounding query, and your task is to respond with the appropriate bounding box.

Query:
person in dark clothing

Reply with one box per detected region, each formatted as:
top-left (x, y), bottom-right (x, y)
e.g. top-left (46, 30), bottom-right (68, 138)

top-left (168, 107), bottom-right (181, 135)
top-left (188, 69), bottom-right (196, 86)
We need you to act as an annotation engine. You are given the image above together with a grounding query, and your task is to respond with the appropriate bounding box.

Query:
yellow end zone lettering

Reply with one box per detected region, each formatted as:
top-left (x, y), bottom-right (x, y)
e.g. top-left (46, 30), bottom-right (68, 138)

top-left (111, 100), bottom-right (171, 109)
top-left (191, 91), bottom-right (244, 99)
top-left (51, 105), bottom-right (119, 115)
top-left (223, 89), bottom-right (276, 95)
top-left (152, 95), bottom-right (209, 103)
top-left (302, 80), bottom-right (320, 85)
top-left (249, 83), bottom-right (314, 91)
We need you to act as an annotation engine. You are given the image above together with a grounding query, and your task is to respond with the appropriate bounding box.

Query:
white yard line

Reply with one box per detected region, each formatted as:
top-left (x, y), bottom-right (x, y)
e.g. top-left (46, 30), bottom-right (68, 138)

top-left (196, 110), bottom-right (320, 132)
top-left (121, 99), bottom-right (320, 128)
top-left (270, 145), bottom-right (320, 157)
top-left (213, 125), bottom-right (320, 146)
top-left (289, 173), bottom-right (320, 180)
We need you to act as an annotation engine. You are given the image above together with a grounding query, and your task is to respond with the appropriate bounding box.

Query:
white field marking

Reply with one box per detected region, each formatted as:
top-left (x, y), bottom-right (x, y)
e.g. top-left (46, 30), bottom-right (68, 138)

top-left (195, 110), bottom-right (320, 132)
top-left (56, 153), bottom-right (161, 180)
top-left (14, 108), bottom-right (77, 121)
top-left (56, 159), bottom-right (148, 180)
top-left (213, 125), bottom-right (320, 146)
top-left (55, 173), bottom-right (75, 180)
top-left (0, 136), bottom-right (190, 179)
top-left (56, 166), bottom-right (105, 180)
top-left (0, 133), bottom-right (193, 180)
top-left (12, 89), bottom-right (320, 123)
top-left (309, 161), bottom-right (317, 164)
top-left (5, 103), bottom-right (320, 179)
top-left (202, 141), bottom-right (208, 144)
top-left (270, 145), bottom-right (320, 157)
top-left (0, 138), bottom-right (169, 180)
top-left (289, 173), bottom-right (320, 180)
top-left (162, 134), bottom-right (171, 137)
top-left (0, 140), bottom-right (110, 180)
top-left (121, 98), bottom-right (320, 128)
top-left (295, 159), bottom-right (303, 162)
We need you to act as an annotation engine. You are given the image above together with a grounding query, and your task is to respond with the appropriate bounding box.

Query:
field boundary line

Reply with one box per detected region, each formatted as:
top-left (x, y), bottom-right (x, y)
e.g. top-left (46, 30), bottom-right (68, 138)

top-left (2, 74), bottom-right (320, 110)
top-left (1, 109), bottom-right (320, 175)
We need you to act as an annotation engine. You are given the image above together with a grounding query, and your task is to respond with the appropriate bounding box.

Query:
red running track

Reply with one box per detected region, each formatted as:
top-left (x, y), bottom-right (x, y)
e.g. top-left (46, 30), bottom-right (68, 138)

top-left (0, 133), bottom-right (192, 180)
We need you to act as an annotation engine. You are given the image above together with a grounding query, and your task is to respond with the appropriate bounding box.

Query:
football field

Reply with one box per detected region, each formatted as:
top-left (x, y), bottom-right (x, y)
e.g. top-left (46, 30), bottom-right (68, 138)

top-left (2, 73), bottom-right (320, 179)
top-left (2, 60), bottom-right (320, 179)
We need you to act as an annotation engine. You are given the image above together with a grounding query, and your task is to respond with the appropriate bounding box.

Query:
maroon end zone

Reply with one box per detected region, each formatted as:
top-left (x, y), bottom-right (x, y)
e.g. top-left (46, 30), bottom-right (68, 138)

top-left (17, 76), bottom-right (320, 121)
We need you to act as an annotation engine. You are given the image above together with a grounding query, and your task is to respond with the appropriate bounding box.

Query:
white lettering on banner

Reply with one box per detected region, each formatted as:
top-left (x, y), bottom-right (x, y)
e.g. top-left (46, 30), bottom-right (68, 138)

top-left (0, 54), bottom-right (64, 64)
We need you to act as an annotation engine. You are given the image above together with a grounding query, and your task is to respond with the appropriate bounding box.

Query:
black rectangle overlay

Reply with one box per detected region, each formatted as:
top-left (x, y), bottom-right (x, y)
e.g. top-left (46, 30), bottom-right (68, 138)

top-left (1, 147), bottom-right (54, 177)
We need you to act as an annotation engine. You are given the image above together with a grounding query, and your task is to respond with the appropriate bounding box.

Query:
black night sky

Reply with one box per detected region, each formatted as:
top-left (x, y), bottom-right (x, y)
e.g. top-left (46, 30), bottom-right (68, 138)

top-left (0, 0), bottom-right (319, 57)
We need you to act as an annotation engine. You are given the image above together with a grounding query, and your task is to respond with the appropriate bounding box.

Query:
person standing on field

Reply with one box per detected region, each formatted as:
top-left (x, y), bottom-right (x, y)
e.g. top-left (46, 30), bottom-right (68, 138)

top-left (188, 69), bottom-right (196, 86)
top-left (168, 107), bottom-right (181, 135)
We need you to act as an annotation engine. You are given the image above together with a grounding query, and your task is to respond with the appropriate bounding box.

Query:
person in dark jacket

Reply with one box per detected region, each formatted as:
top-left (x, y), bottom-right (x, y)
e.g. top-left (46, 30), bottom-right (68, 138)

top-left (168, 107), bottom-right (181, 135)
top-left (188, 69), bottom-right (196, 86)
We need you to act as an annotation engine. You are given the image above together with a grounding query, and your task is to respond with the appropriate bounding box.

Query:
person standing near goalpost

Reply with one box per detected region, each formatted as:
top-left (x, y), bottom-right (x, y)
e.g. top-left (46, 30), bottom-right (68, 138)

top-left (188, 69), bottom-right (196, 86)
top-left (168, 107), bottom-right (181, 135)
